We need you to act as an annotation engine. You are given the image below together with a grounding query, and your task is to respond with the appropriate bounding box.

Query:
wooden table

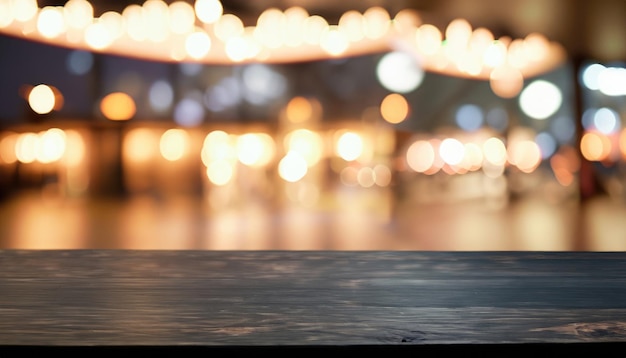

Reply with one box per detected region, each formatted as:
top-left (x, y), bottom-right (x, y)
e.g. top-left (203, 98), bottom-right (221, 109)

top-left (1, 250), bottom-right (626, 354)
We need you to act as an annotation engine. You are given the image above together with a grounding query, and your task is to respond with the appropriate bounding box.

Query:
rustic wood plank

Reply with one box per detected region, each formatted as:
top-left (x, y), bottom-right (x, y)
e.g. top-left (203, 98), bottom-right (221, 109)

top-left (1, 250), bottom-right (626, 352)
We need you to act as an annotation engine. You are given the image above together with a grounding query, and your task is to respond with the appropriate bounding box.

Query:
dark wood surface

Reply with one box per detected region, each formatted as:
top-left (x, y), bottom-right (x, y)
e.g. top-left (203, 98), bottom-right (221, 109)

top-left (1, 250), bottom-right (626, 353)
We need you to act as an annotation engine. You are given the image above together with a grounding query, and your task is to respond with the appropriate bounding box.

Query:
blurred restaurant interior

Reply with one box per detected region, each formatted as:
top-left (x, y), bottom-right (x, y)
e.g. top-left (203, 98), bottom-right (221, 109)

top-left (1, 0), bottom-right (626, 251)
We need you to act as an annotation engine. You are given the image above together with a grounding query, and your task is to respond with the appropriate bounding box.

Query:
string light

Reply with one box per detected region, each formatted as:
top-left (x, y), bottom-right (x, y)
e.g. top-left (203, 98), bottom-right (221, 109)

top-left (0, 0), bottom-right (566, 97)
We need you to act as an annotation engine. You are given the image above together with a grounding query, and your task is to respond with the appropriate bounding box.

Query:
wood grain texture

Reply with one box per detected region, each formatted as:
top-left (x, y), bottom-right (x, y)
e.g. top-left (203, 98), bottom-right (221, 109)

top-left (1, 250), bottom-right (626, 348)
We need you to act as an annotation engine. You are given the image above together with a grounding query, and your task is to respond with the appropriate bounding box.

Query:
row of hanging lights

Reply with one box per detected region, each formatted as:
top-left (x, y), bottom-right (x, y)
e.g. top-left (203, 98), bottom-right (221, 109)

top-left (0, 0), bottom-right (566, 98)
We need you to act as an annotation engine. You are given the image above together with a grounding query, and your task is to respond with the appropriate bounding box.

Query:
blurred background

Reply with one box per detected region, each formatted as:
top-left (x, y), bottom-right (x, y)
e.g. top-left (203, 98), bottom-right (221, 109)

top-left (1, 0), bottom-right (626, 250)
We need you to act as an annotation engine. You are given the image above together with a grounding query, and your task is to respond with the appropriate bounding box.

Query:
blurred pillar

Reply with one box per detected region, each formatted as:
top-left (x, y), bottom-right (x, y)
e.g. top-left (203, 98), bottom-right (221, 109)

top-left (89, 123), bottom-right (127, 197)
top-left (87, 53), bottom-right (127, 198)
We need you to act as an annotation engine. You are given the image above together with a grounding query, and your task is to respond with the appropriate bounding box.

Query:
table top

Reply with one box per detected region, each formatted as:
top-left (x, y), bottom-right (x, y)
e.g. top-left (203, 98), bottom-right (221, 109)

top-left (1, 250), bottom-right (626, 353)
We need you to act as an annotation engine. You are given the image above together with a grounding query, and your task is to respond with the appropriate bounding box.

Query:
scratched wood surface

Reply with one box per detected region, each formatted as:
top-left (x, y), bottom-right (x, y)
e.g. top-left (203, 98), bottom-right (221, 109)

top-left (1, 250), bottom-right (626, 349)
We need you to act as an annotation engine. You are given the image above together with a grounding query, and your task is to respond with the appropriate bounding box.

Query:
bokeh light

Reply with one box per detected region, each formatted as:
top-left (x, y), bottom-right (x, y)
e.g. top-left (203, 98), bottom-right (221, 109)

top-left (121, 4), bottom-right (146, 42)
top-left (415, 24), bottom-right (442, 55)
top-left (439, 138), bottom-right (465, 166)
top-left (204, 77), bottom-right (242, 112)
top-left (286, 96), bottom-right (314, 123)
top-left (62, 129), bottom-right (85, 167)
top-left (483, 40), bottom-right (507, 68)
top-left (508, 139), bottom-right (541, 173)
top-left (490, 64), bottom-right (524, 98)
top-left (445, 18), bottom-right (472, 51)
top-left (63, 0), bottom-right (93, 30)
top-left (485, 107), bottom-right (509, 132)
top-left (320, 26), bottom-right (349, 56)
top-left (168, 1), bottom-right (195, 34)
top-left (214, 13), bottom-right (244, 42)
top-left (406, 139), bottom-right (435, 173)
top-left (550, 146), bottom-right (578, 187)
top-left (278, 151), bottom-right (308, 182)
top-left (142, 0), bottom-right (171, 42)
top-left (28, 84), bottom-right (56, 115)
top-left (283, 129), bottom-right (323, 167)
top-left (66, 50), bottom-right (94, 75)
top-left (254, 8), bottom-right (286, 49)
top-left (124, 128), bottom-right (158, 163)
top-left (207, 160), bottom-right (234, 186)
top-left (160, 129), bottom-right (189, 161)
top-left (482, 137), bottom-right (507, 166)
top-left (149, 80), bottom-right (174, 114)
top-left (100, 92), bottom-right (136, 120)
top-left (84, 21), bottom-right (114, 50)
top-left (195, 0), bottom-right (223, 24)
top-left (0, 132), bottom-right (18, 164)
top-left (237, 132), bottom-right (275, 167)
top-left (455, 104), bottom-right (483, 131)
top-left (283, 7), bottom-right (309, 47)
top-left (363, 6), bottom-right (390, 39)
top-left (380, 93), bottom-right (409, 124)
top-left (581, 132), bottom-right (611, 162)
top-left (598, 66), bottom-right (626, 96)
top-left (335, 131), bottom-right (363, 162)
top-left (581, 63), bottom-right (605, 90)
top-left (339, 166), bottom-right (359, 186)
top-left (519, 80), bottom-right (562, 120)
top-left (98, 11), bottom-right (124, 41)
top-left (464, 142), bottom-right (483, 171)
top-left (174, 95), bottom-right (204, 126)
top-left (185, 29), bottom-right (212, 59)
top-left (373, 164), bottom-right (392, 187)
top-left (338, 10), bottom-right (365, 42)
top-left (15, 132), bottom-right (38, 163)
top-left (201, 130), bottom-right (237, 166)
top-left (242, 63), bottom-right (287, 105)
top-left (593, 107), bottom-right (620, 134)
top-left (357, 166), bottom-right (376, 187)
top-left (37, 6), bottom-right (65, 39)
top-left (535, 132), bottom-right (557, 159)
top-left (37, 128), bottom-right (66, 163)
top-left (376, 51), bottom-right (424, 93)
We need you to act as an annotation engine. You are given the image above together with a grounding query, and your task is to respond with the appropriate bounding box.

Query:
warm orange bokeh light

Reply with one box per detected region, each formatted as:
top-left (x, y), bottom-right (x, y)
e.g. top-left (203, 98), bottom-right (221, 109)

top-left (489, 64), bottom-right (524, 98)
top-left (285, 96), bottom-right (314, 123)
top-left (124, 128), bottom-right (158, 163)
top-left (581, 132), bottom-right (611, 161)
top-left (100, 92), bottom-right (136, 121)
top-left (380, 93), bottom-right (409, 124)
top-left (0, 132), bottom-right (18, 164)
top-left (508, 140), bottom-right (541, 173)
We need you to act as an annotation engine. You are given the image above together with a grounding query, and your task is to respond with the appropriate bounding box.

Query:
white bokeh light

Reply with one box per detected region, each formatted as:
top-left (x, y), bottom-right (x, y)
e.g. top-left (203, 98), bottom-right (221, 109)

top-left (519, 80), bottom-right (562, 120)
top-left (439, 138), bottom-right (465, 166)
top-left (278, 151), bottom-right (308, 183)
top-left (376, 51), bottom-right (424, 93)
top-left (593, 107), bottom-right (620, 134)
top-left (336, 131), bottom-right (363, 162)
top-left (581, 63), bottom-right (605, 90)
top-left (242, 63), bottom-right (287, 105)
top-left (598, 66), bottom-right (626, 96)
